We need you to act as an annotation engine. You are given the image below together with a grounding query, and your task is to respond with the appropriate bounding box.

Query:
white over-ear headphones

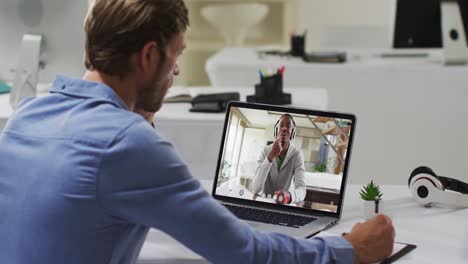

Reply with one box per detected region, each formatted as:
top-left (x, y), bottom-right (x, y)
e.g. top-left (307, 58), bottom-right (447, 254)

top-left (273, 114), bottom-right (296, 140)
top-left (409, 166), bottom-right (468, 207)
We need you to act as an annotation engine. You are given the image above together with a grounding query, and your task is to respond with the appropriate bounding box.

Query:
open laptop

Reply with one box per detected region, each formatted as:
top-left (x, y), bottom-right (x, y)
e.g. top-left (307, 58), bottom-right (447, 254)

top-left (211, 101), bottom-right (356, 238)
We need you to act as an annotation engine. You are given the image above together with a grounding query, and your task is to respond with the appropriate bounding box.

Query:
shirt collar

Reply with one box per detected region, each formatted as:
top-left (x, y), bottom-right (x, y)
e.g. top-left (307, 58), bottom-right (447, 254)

top-left (50, 75), bottom-right (128, 110)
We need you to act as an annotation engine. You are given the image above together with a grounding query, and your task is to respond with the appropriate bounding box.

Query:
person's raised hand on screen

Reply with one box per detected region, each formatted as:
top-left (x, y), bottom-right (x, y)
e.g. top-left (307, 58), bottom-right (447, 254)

top-left (267, 137), bottom-right (283, 162)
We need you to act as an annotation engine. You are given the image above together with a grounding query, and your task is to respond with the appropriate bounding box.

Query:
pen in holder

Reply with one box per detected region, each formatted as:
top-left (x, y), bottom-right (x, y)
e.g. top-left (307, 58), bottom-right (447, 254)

top-left (290, 34), bottom-right (306, 57)
top-left (247, 67), bottom-right (291, 105)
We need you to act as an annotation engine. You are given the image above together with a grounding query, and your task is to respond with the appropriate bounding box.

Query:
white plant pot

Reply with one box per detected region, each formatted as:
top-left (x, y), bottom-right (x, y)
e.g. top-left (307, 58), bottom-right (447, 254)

top-left (363, 199), bottom-right (384, 220)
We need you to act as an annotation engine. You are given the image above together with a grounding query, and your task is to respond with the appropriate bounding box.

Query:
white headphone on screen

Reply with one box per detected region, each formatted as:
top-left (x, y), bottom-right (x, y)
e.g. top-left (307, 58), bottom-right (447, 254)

top-left (409, 166), bottom-right (468, 207)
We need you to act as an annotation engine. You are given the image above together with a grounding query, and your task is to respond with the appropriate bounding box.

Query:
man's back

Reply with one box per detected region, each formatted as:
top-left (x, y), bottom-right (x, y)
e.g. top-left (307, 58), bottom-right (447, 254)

top-left (0, 77), bottom-right (358, 264)
top-left (0, 76), bottom-right (148, 264)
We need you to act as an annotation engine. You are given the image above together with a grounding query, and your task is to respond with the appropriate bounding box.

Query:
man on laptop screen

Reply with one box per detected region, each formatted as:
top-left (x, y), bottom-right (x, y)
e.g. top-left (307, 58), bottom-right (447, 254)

top-left (215, 104), bottom-right (351, 215)
top-left (252, 113), bottom-right (306, 205)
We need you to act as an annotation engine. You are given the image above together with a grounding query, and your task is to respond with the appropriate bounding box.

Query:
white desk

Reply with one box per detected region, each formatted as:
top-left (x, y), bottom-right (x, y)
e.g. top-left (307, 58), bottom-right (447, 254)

top-left (0, 86), bottom-right (327, 180)
top-left (138, 180), bottom-right (468, 264)
top-left (205, 48), bottom-right (451, 88)
top-left (206, 48), bottom-right (468, 185)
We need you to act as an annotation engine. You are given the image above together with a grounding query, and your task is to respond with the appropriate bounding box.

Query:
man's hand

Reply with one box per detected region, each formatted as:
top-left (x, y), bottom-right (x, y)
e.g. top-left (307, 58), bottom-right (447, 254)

top-left (343, 214), bottom-right (395, 263)
top-left (134, 108), bottom-right (155, 125)
top-left (273, 190), bottom-right (291, 205)
top-left (267, 138), bottom-right (283, 162)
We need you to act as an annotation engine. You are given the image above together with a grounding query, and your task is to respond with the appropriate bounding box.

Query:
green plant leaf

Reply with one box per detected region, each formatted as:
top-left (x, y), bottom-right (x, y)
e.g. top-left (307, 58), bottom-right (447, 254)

top-left (359, 180), bottom-right (383, 201)
top-left (313, 161), bottom-right (328, 173)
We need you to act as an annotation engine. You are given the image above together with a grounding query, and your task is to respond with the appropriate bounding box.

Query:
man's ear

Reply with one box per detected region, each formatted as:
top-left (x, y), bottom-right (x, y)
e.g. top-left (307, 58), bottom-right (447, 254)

top-left (138, 41), bottom-right (159, 74)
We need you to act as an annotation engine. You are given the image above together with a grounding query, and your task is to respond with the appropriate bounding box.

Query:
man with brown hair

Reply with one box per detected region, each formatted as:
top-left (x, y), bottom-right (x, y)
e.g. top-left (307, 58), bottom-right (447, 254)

top-left (0, 1), bottom-right (394, 263)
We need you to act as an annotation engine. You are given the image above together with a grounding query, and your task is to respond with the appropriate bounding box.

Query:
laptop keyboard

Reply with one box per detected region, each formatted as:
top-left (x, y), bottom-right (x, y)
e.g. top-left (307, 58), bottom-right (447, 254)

top-left (224, 204), bottom-right (317, 228)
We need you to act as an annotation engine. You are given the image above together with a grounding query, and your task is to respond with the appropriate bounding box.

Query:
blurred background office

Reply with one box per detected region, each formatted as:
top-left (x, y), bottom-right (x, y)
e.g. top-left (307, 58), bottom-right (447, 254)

top-left (179, 0), bottom-right (396, 86)
top-left (1, 0), bottom-right (468, 186)
top-left (0, 0), bottom-right (395, 86)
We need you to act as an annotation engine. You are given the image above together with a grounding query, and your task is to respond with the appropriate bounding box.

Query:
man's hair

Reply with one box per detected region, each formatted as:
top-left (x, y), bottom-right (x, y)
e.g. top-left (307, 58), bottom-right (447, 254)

top-left (84, 0), bottom-right (189, 76)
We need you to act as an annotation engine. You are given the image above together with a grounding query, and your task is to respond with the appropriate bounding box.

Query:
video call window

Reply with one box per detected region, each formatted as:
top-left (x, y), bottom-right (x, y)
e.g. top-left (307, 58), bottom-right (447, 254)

top-left (215, 107), bottom-right (353, 213)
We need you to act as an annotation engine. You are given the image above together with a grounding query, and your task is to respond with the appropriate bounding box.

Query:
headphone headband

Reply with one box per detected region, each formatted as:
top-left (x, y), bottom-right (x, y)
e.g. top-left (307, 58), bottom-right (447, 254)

top-left (438, 176), bottom-right (468, 194)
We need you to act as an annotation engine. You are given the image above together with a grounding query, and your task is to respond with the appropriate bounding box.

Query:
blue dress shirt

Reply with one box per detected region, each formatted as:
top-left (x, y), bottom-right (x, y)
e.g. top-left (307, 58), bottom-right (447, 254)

top-left (0, 75), bottom-right (354, 264)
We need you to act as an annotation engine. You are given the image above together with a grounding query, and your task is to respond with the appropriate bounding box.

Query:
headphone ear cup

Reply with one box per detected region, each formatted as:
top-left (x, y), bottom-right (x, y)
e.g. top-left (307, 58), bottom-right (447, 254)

top-left (273, 119), bottom-right (280, 138)
top-left (409, 166), bottom-right (437, 187)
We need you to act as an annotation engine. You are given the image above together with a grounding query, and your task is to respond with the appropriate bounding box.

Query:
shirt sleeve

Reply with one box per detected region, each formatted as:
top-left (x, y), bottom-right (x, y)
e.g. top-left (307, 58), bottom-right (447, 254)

top-left (290, 150), bottom-right (307, 203)
top-left (251, 146), bottom-right (273, 195)
top-left (97, 121), bottom-right (354, 263)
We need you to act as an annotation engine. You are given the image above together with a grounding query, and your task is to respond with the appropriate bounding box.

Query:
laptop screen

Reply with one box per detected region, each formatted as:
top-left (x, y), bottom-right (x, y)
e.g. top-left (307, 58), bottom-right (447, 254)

top-left (213, 102), bottom-right (356, 216)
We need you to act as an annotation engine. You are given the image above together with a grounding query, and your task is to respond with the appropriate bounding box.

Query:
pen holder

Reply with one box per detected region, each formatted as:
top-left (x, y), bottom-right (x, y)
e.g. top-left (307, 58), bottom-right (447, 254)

top-left (290, 35), bottom-right (305, 57)
top-left (247, 73), bottom-right (291, 105)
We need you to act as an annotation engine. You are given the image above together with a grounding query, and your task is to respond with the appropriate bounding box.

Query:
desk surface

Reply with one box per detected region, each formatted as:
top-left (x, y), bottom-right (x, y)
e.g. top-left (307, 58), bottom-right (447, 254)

top-left (0, 86), bottom-right (328, 121)
top-left (138, 180), bottom-right (468, 264)
top-left (156, 86), bottom-right (328, 121)
top-left (205, 48), bottom-right (465, 88)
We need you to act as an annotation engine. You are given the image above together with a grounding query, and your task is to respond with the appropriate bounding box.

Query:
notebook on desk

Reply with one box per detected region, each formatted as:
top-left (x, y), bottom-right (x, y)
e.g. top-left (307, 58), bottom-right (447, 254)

top-left (211, 101), bottom-right (356, 238)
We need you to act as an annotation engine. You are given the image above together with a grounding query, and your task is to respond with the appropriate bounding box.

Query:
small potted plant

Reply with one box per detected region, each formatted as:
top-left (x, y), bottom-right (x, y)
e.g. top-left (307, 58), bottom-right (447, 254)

top-left (359, 180), bottom-right (383, 219)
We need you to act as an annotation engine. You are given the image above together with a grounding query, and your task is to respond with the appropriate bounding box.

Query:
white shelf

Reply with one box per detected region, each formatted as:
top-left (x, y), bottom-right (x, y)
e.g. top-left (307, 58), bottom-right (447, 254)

top-left (180, 0), bottom-right (299, 86)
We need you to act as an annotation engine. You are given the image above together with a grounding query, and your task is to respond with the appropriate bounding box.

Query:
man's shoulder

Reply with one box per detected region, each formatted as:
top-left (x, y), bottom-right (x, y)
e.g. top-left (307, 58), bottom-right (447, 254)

top-left (70, 103), bottom-right (152, 147)
top-left (289, 144), bottom-right (303, 156)
top-left (9, 95), bottom-right (148, 148)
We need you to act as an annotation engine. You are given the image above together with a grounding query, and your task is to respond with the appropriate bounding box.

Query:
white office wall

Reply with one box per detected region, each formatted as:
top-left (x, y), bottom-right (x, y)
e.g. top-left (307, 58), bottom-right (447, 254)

top-left (298, 0), bottom-right (396, 49)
